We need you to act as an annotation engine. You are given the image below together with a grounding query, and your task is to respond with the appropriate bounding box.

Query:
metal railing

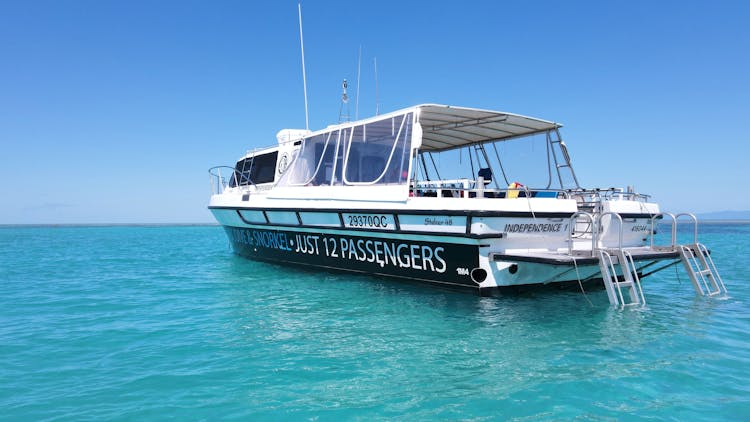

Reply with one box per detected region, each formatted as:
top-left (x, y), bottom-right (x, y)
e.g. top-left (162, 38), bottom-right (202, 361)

top-left (648, 212), bottom-right (699, 249)
top-left (412, 179), bottom-right (569, 199)
top-left (650, 212), bottom-right (676, 248)
top-left (675, 213), bottom-right (699, 244)
top-left (208, 166), bottom-right (239, 195)
top-left (596, 211), bottom-right (624, 251)
top-left (567, 211), bottom-right (595, 255)
top-left (565, 210), bottom-right (702, 256)
top-left (567, 188), bottom-right (651, 203)
top-left (563, 210), bottom-right (625, 254)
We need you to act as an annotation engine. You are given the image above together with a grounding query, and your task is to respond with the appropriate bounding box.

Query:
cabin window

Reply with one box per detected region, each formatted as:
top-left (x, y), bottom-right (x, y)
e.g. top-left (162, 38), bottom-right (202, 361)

top-left (276, 112), bottom-right (413, 188)
top-left (282, 131), bottom-right (339, 186)
top-left (344, 113), bottom-right (411, 185)
top-left (232, 151), bottom-right (278, 186)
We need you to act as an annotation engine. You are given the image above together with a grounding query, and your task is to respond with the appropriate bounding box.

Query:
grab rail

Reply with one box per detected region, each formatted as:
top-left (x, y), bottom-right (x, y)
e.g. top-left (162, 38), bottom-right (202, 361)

top-left (412, 179), bottom-right (570, 199)
top-left (208, 166), bottom-right (239, 195)
top-left (596, 212), bottom-right (624, 250)
top-left (675, 213), bottom-right (699, 244)
top-left (567, 188), bottom-right (651, 203)
top-left (650, 212), bottom-right (676, 248)
top-left (567, 211), bottom-right (595, 256)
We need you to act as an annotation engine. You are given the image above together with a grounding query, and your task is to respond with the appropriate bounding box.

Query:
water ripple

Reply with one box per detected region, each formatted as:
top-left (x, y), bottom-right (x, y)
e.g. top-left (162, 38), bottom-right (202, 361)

top-left (0, 224), bottom-right (748, 419)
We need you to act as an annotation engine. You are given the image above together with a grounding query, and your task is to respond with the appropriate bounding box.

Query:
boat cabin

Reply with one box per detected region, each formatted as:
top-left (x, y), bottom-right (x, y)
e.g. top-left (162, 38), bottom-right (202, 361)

top-left (267, 104), bottom-right (579, 201)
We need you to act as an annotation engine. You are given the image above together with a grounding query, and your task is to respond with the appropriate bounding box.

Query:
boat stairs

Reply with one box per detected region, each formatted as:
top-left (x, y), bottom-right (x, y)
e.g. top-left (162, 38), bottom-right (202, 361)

top-left (509, 212), bottom-right (727, 307)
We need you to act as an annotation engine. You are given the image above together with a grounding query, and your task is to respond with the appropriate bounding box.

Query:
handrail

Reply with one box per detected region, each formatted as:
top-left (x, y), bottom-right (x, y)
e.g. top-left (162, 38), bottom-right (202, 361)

top-left (566, 188), bottom-right (651, 202)
top-left (675, 213), bottom-right (699, 244)
top-left (567, 211), bottom-right (595, 255)
top-left (423, 188), bottom-right (570, 199)
top-left (650, 212), bottom-right (676, 248)
top-left (596, 211), bottom-right (624, 250)
top-left (208, 166), bottom-right (239, 195)
top-left (412, 180), bottom-right (570, 199)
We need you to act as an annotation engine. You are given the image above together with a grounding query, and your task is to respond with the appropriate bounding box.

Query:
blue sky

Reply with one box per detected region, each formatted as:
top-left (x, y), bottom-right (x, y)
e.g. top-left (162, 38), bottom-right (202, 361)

top-left (1, 1), bottom-right (748, 224)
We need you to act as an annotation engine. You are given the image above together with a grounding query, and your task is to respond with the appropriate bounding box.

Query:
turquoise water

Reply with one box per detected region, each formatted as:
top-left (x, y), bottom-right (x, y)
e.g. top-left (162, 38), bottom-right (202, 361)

top-left (1, 224), bottom-right (749, 420)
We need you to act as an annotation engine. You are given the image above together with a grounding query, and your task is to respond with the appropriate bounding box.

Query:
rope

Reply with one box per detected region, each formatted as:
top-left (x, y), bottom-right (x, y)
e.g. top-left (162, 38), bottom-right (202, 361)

top-left (573, 257), bottom-right (594, 307)
top-left (524, 185), bottom-right (536, 220)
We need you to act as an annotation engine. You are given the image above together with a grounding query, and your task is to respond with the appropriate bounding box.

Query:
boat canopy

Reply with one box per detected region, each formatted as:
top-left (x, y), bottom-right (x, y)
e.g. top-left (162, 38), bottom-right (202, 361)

top-left (272, 104), bottom-right (568, 191)
top-left (415, 104), bottom-right (561, 152)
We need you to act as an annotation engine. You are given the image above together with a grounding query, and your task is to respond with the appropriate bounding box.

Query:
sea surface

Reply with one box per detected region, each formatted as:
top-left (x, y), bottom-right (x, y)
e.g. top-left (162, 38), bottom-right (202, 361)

top-left (1, 223), bottom-right (749, 420)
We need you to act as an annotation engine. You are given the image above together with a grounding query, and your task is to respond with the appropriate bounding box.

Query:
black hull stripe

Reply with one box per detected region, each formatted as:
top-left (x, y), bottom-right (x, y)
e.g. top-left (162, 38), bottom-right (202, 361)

top-left (234, 210), bottom-right (503, 240)
top-left (224, 226), bottom-right (480, 286)
top-left (491, 254), bottom-right (601, 265)
top-left (619, 213), bottom-right (661, 219)
top-left (209, 205), bottom-right (575, 219)
top-left (240, 254), bottom-right (481, 290)
top-left (491, 251), bottom-right (681, 265)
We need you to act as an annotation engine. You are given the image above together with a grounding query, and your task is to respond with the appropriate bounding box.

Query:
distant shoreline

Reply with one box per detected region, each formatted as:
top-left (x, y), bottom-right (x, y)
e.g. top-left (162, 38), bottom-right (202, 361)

top-left (693, 219), bottom-right (750, 224)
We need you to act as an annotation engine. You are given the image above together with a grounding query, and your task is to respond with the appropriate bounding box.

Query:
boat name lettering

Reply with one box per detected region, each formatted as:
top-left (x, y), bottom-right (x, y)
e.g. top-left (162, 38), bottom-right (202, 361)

top-left (312, 235), bottom-right (446, 273)
top-left (230, 229), bottom-right (448, 274)
top-left (631, 225), bottom-right (649, 232)
top-left (346, 215), bottom-right (389, 228)
top-left (424, 217), bottom-right (453, 226)
top-left (229, 228), bottom-right (293, 251)
top-left (504, 223), bottom-right (563, 233)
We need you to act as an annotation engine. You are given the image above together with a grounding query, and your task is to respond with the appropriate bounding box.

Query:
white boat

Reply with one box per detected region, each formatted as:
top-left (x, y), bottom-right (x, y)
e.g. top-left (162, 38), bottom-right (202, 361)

top-left (208, 104), bottom-right (726, 305)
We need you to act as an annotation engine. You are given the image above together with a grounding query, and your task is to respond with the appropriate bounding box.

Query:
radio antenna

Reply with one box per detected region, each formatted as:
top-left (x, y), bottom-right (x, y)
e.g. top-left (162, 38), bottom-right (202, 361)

top-left (297, 3), bottom-right (309, 130)
top-left (339, 79), bottom-right (350, 123)
top-left (355, 46), bottom-right (361, 120)
top-left (374, 56), bottom-right (379, 116)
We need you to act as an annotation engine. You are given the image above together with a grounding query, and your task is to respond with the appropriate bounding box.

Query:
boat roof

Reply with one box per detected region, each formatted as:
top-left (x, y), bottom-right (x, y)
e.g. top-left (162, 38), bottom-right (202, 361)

top-left (268, 104), bottom-right (561, 155)
top-left (415, 104), bottom-right (561, 152)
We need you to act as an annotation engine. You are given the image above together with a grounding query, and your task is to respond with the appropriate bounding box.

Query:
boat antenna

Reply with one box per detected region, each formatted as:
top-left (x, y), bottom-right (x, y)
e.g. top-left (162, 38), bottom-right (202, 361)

top-left (297, 3), bottom-right (309, 130)
top-left (339, 79), bottom-right (350, 123)
top-left (374, 56), bottom-right (379, 116)
top-left (355, 45), bottom-right (361, 120)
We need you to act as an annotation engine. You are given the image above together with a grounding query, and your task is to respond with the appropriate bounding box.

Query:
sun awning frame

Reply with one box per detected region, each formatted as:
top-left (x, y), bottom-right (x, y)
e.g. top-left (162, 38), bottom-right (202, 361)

top-left (414, 104), bottom-right (562, 152)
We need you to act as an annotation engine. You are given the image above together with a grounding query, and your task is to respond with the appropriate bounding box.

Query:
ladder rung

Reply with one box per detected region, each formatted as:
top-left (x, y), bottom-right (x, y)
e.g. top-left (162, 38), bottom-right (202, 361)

top-left (679, 242), bottom-right (727, 297)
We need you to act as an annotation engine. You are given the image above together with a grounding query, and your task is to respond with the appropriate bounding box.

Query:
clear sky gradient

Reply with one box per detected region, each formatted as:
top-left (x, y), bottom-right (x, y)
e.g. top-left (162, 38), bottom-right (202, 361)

top-left (1, 1), bottom-right (748, 224)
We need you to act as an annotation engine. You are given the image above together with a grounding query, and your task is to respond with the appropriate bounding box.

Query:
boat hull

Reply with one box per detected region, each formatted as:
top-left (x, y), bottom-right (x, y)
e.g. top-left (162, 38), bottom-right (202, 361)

top-left (211, 206), bottom-right (677, 291)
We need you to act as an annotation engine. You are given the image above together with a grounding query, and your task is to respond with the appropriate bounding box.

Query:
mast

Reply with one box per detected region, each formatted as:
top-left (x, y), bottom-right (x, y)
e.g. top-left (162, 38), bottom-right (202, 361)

top-left (297, 3), bottom-right (309, 130)
top-left (355, 46), bottom-right (361, 120)
top-left (374, 57), bottom-right (379, 116)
